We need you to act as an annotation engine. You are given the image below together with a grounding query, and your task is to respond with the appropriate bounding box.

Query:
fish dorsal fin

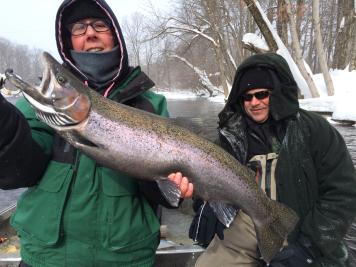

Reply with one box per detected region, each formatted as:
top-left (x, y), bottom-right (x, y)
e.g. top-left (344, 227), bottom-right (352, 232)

top-left (209, 201), bottom-right (237, 227)
top-left (156, 179), bottom-right (181, 207)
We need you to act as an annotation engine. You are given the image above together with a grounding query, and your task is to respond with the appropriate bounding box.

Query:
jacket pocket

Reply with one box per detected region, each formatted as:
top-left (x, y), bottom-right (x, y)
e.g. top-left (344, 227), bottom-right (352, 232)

top-left (11, 161), bottom-right (73, 246)
top-left (99, 167), bottom-right (160, 253)
top-left (101, 168), bottom-right (138, 196)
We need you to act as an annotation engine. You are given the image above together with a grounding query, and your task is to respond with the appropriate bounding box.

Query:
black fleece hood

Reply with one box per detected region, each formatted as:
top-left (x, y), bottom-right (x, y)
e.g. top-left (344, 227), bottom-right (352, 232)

top-left (219, 53), bottom-right (300, 127)
top-left (55, 0), bottom-right (129, 89)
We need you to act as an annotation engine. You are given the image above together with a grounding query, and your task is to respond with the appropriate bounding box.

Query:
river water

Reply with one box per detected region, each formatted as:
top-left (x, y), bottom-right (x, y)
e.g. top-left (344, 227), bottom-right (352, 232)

top-left (1, 95), bottom-right (356, 264)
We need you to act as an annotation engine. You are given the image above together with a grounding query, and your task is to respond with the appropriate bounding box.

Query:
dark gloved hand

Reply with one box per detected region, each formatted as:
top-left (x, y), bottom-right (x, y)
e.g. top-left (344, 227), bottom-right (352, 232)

top-left (267, 236), bottom-right (315, 267)
top-left (0, 76), bottom-right (4, 88)
top-left (188, 198), bottom-right (226, 248)
top-left (0, 89), bottom-right (8, 110)
top-left (0, 91), bottom-right (17, 148)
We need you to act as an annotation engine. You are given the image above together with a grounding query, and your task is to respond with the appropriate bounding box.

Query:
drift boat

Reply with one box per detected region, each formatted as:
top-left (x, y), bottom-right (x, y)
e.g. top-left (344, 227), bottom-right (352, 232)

top-left (0, 204), bottom-right (204, 267)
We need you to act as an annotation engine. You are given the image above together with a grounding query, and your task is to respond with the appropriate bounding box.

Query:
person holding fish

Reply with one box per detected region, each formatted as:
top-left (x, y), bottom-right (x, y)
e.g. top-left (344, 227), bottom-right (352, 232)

top-left (191, 53), bottom-right (356, 267)
top-left (0, 0), bottom-right (192, 267)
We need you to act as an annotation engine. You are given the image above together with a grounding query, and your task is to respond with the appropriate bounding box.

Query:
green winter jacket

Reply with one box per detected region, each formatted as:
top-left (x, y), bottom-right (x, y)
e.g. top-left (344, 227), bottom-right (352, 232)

top-left (218, 53), bottom-right (356, 266)
top-left (11, 67), bottom-right (169, 267)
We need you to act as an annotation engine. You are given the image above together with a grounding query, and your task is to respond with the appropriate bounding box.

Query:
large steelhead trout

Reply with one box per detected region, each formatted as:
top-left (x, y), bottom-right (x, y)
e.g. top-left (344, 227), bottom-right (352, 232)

top-left (6, 52), bottom-right (298, 263)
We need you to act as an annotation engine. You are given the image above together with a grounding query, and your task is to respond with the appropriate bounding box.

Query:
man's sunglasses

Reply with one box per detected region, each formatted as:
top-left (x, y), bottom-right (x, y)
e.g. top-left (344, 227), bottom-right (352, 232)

top-left (68, 19), bottom-right (111, 36)
top-left (241, 90), bottom-right (270, 102)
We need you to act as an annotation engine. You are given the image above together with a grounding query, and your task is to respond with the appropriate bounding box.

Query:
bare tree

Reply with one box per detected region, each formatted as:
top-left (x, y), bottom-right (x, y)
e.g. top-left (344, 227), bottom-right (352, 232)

top-left (159, 39), bottom-right (174, 90)
top-left (312, 0), bottom-right (335, 95)
top-left (148, 0), bottom-right (243, 97)
top-left (350, 19), bottom-right (356, 71)
top-left (0, 37), bottom-right (42, 84)
top-left (142, 38), bottom-right (155, 77)
top-left (122, 13), bottom-right (145, 66)
top-left (171, 54), bottom-right (222, 96)
top-left (277, 0), bottom-right (289, 45)
top-left (284, 0), bottom-right (320, 97)
top-left (242, 0), bottom-right (278, 51)
top-left (333, 0), bottom-right (356, 70)
top-left (200, 0), bottom-right (231, 96)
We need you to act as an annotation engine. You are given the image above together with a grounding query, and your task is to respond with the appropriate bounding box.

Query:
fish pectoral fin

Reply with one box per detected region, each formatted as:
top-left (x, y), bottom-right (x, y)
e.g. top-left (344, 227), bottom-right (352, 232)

top-left (254, 202), bottom-right (299, 264)
top-left (60, 131), bottom-right (98, 149)
top-left (73, 135), bottom-right (98, 148)
top-left (156, 179), bottom-right (181, 207)
top-left (209, 201), bottom-right (237, 227)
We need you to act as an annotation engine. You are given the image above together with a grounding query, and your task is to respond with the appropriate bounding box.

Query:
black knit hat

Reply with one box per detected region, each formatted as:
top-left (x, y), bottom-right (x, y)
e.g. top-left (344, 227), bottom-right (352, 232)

top-left (63, 0), bottom-right (107, 25)
top-left (239, 67), bottom-right (274, 93)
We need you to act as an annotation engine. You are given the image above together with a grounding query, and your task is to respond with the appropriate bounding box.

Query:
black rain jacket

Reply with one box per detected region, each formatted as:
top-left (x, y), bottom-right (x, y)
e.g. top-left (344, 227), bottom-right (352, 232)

top-left (218, 53), bottom-right (356, 266)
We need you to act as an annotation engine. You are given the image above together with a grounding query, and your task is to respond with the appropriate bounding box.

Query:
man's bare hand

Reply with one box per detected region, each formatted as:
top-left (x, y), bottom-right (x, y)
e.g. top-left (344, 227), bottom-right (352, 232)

top-left (168, 172), bottom-right (193, 199)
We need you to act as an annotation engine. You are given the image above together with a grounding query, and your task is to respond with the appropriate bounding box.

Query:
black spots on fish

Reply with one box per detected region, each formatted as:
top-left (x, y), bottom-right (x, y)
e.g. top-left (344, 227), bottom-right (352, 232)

top-left (255, 201), bottom-right (299, 263)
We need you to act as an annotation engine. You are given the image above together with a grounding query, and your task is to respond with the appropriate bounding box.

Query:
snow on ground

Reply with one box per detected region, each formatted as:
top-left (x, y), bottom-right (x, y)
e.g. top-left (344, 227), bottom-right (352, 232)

top-left (157, 89), bottom-right (226, 103)
top-left (206, 94), bottom-right (226, 103)
top-left (299, 69), bottom-right (356, 122)
top-left (156, 90), bottom-right (198, 100)
top-left (330, 69), bottom-right (356, 121)
top-left (298, 96), bottom-right (334, 113)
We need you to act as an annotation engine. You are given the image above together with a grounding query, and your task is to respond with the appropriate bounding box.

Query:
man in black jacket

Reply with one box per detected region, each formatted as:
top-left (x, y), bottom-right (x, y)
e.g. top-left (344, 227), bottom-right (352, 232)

top-left (191, 53), bottom-right (356, 267)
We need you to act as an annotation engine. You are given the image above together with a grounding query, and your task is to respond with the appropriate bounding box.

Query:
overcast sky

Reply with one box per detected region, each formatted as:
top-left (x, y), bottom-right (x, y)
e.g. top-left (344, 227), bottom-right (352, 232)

top-left (0, 0), bottom-right (169, 57)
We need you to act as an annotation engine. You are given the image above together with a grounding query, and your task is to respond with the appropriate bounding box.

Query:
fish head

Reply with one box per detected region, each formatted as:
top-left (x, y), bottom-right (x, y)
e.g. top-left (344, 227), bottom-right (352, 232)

top-left (5, 52), bottom-right (91, 129)
top-left (39, 52), bottom-right (91, 125)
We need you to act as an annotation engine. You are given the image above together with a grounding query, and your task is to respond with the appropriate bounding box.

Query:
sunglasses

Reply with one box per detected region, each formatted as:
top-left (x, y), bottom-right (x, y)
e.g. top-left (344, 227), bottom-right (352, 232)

top-left (241, 90), bottom-right (270, 102)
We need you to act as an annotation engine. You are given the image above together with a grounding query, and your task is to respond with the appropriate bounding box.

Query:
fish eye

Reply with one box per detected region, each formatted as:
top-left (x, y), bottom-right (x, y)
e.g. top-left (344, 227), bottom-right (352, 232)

top-left (56, 74), bottom-right (66, 85)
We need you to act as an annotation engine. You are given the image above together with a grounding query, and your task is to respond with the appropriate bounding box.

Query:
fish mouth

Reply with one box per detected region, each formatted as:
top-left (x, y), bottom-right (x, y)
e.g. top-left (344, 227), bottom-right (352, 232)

top-left (4, 69), bottom-right (52, 106)
top-left (5, 52), bottom-right (91, 128)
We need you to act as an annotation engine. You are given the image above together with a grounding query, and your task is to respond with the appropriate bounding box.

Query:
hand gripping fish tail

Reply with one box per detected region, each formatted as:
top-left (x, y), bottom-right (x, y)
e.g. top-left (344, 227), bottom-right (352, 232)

top-left (6, 51), bottom-right (299, 263)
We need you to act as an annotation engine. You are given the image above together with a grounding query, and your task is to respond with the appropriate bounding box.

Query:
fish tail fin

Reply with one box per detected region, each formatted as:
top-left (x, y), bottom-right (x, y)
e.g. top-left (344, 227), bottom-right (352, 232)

top-left (254, 202), bottom-right (299, 264)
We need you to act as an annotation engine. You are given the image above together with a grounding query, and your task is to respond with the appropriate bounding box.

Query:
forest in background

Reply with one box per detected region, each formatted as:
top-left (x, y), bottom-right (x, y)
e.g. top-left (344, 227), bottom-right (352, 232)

top-left (0, 37), bottom-right (42, 85)
top-left (0, 0), bottom-right (355, 97)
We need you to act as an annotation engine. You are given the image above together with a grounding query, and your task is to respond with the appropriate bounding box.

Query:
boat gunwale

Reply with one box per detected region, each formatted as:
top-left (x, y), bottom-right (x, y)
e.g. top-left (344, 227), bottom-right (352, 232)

top-left (0, 204), bottom-right (16, 224)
